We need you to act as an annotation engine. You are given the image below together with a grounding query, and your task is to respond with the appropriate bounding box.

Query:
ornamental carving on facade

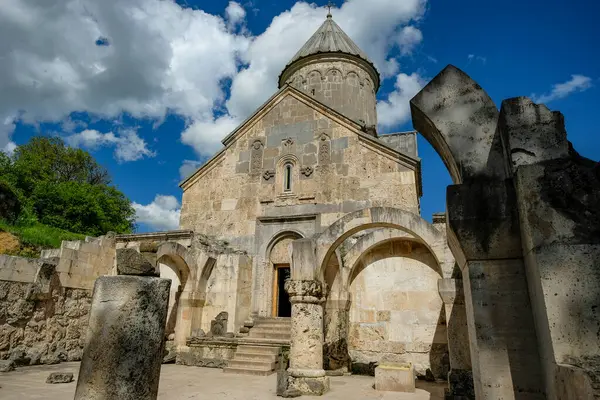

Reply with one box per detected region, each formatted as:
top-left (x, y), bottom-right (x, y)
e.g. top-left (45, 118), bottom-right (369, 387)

top-left (251, 139), bottom-right (264, 150)
top-left (250, 140), bottom-right (264, 175)
top-left (263, 170), bottom-right (275, 181)
top-left (301, 166), bottom-right (314, 177)
top-left (282, 137), bottom-right (294, 148)
top-left (284, 280), bottom-right (323, 299)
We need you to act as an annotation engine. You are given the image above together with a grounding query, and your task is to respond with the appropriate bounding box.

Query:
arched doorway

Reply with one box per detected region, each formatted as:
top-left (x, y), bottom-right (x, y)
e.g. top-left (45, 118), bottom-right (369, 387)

top-left (267, 231), bottom-right (303, 318)
top-left (156, 242), bottom-right (193, 348)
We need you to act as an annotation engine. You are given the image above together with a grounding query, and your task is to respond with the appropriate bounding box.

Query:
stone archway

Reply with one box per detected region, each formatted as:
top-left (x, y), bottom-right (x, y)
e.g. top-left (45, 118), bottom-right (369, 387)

top-left (315, 207), bottom-right (450, 282)
top-left (156, 242), bottom-right (195, 348)
top-left (345, 237), bottom-right (449, 379)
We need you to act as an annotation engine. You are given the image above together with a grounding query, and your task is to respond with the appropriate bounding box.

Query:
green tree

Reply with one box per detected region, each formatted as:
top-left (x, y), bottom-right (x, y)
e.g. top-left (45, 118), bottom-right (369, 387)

top-left (3, 136), bottom-right (135, 235)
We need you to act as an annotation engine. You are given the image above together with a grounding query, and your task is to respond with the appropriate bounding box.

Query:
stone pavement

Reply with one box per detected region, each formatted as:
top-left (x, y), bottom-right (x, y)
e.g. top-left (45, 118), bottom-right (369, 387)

top-left (0, 362), bottom-right (446, 399)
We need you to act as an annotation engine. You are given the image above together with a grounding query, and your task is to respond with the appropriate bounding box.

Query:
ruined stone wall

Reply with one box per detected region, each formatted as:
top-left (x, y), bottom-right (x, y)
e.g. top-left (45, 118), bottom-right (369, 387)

top-left (49, 235), bottom-right (116, 290)
top-left (283, 59), bottom-right (378, 127)
top-left (180, 92), bottom-right (419, 256)
top-left (0, 257), bottom-right (91, 366)
top-left (201, 253), bottom-right (252, 334)
top-left (348, 242), bottom-right (448, 378)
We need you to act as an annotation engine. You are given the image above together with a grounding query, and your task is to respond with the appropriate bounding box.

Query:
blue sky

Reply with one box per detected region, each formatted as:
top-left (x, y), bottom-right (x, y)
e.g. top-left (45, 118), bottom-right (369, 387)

top-left (2, 0), bottom-right (598, 232)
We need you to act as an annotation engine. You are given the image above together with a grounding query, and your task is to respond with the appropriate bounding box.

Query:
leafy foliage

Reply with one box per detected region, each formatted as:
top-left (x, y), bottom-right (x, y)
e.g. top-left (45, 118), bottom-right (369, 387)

top-left (0, 136), bottom-right (135, 237)
top-left (0, 220), bottom-right (86, 253)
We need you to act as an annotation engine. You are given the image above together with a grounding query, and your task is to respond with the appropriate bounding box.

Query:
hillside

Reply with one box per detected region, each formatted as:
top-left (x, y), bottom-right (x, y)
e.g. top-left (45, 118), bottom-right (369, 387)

top-left (0, 221), bottom-right (86, 258)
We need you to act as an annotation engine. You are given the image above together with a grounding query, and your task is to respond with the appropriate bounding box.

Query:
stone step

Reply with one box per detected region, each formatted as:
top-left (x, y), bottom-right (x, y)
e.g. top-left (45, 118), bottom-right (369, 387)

top-left (237, 338), bottom-right (290, 347)
top-left (228, 359), bottom-right (276, 370)
top-left (223, 366), bottom-right (274, 376)
top-left (254, 318), bottom-right (291, 326)
top-left (250, 325), bottom-right (292, 333)
top-left (236, 345), bottom-right (281, 355)
top-left (248, 331), bottom-right (291, 340)
top-left (234, 351), bottom-right (278, 363)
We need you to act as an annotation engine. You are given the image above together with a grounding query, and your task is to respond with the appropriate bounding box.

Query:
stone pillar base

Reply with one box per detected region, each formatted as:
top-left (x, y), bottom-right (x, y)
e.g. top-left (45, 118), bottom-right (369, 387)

top-left (446, 369), bottom-right (474, 399)
top-left (288, 370), bottom-right (329, 396)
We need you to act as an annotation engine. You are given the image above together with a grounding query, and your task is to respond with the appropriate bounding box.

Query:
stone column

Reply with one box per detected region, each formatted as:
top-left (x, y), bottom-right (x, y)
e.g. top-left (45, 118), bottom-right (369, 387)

top-left (285, 279), bottom-right (330, 395)
top-left (285, 238), bottom-right (330, 395)
top-left (74, 275), bottom-right (171, 400)
top-left (438, 278), bottom-right (474, 399)
top-left (323, 296), bottom-right (351, 372)
top-left (447, 181), bottom-right (545, 400)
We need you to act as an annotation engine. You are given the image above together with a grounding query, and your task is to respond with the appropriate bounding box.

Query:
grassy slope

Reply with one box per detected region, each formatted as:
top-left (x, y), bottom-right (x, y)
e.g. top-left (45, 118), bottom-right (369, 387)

top-left (0, 220), bottom-right (86, 256)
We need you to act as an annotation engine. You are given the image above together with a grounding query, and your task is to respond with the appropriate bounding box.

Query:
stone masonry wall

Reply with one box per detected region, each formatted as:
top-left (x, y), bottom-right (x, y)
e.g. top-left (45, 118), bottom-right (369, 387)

top-left (0, 233), bottom-right (116, 367)
top-left (0, 277), bottom-right (91, 366)
top-left (180, 92), bottom-right (419, 255)
top-left (285, 59), bottom-right (378, 127)
top-left (348, 242), bottom-right (448, 378)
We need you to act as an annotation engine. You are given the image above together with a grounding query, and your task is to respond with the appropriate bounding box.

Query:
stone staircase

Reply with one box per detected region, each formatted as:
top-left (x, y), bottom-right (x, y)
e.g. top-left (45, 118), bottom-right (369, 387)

top-left (223, 317), bottom-right (291, 376)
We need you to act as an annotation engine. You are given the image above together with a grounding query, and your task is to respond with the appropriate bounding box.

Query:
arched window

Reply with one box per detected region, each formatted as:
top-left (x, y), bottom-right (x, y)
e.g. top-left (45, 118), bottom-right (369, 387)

top-left (284, 163), bottom-right (293, 192)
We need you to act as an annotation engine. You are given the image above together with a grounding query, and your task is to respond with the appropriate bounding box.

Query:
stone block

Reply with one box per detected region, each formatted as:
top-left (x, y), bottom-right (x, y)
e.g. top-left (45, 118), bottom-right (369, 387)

top-left (74, 276), bottom-right (171, 400)
top-left (374, 364), bottom-right (415, 392)
top-left (277, 369), bottom-right (289, 396)
top-left (0, 359), bottom-right (15, 372)
top-left (116, 248), bottom-right (158, 276)
top-left (46, 372), bottom-right (74, 384)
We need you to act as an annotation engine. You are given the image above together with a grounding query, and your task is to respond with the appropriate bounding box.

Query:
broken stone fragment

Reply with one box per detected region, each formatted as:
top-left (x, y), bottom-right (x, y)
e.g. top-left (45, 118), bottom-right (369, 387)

top-left (0, 360), bottom-right (15, 372)
top-left (282, 389), bottom-right (302, 398)
top-left (46, 372), bottom-right (74, 384)
top-left (116, 248), bottom-right (158, 276)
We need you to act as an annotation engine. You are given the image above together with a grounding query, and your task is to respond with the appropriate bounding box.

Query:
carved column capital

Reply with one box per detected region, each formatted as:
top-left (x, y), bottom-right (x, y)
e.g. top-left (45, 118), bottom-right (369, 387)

top-left (285, 280), bottom-right (324, 304)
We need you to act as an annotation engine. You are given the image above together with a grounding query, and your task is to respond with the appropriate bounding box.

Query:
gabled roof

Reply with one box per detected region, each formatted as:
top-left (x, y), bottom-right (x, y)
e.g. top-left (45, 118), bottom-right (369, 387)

top-left (179, 85), bottom-right (420, 190)
top-left (287, 15), bottom-right (372, 67)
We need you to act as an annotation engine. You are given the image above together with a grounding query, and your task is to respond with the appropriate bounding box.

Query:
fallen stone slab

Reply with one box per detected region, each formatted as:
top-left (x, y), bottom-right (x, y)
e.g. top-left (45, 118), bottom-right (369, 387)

top-left (46, 372), bottom-right (74, 384)
top-left (0, 360), bottom-right (15, 372)
top-left (116, 248), bottom-right (158, 276)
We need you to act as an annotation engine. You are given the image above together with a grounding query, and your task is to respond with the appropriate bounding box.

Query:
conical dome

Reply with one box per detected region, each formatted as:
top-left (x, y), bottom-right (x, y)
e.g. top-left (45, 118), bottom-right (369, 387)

top-left (279, 15), bottom-right (380, 128)
top-left (286, 15), bottom-right (373, 69)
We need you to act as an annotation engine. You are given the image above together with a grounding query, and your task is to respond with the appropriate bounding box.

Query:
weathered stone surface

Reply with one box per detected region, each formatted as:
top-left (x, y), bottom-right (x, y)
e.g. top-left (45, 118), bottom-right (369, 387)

top-left (0, 280), bottom-right (91, 367)
top-left (375, 364), bottom-right (415, 393)
top-left (46, 372), bottom-right (74, 384)
top-left (276, 369), bottom-right (289, 396)
top-left (116, 248), bottom-right (158, 276)
top-left (282, 388), bottom-right (302, 398)
top-left (74, 275), bottom-right (170, 400)
top-left (498, 97), bottom-right (569, 171)
top-left (410, 64), bottom-right (506, 183)
top-left (210, 312), bottom-right (228, 337)
top-left (0, 359), bottom-right (15, 372)
top-left (447, 369), bottom-right (475, 399)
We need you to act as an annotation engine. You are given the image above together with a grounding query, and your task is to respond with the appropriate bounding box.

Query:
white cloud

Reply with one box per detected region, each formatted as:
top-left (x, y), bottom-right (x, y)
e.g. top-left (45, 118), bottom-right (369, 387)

top-left (532, 75), bottom-right (593, 104)
top-left (377, 72), bottom-right (426, 130)
top-left (396, 26), bottom-right (423, 55)
top-left (179, 159), bottom-right (203, 180)
top-left (66, 129), bottom-right (156, 162)
top-left (0, 0), bottom-right (249, 152)
top-left (467, 54), bottom-right (486, 65)
top-left (133, 195), bottom-right (181, 231)
top-left (2, 141), bottom-right (17, 156)
top-left (181, 115), bottom-right (241, 157)
top-left (226, 0), bottom-right (427, 122)
top-left (225, 2), bottom-right (246, 30)
top-left (1, 0), bottom-right (428, 159)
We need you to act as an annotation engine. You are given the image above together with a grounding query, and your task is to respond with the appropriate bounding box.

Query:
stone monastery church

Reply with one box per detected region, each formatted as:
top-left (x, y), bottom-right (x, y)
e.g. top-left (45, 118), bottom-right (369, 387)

top-left (3, 11), bottom-right (600, 400)
top-left (174, 11), bottom-right (462, 390)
